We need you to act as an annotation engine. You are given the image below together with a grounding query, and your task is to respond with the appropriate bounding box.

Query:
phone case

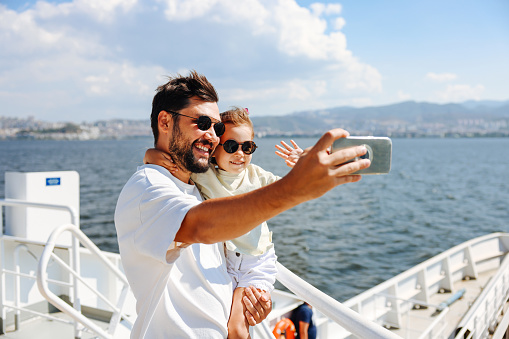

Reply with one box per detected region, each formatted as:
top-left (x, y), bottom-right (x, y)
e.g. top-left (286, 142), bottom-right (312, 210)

top-left (331, 136), bottom-right (392, 174)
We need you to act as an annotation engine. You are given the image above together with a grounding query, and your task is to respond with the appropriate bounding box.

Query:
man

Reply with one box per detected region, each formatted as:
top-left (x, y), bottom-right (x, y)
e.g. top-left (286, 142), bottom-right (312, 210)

top-left (292, 303), bottom-right (316, 339)
top-left (114, 70), bottom-right (370, 338)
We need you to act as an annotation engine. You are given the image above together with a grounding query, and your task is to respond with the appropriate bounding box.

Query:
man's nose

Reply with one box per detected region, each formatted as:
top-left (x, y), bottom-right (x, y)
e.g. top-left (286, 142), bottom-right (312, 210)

top-left (203, 128), bottom-right (220, 144)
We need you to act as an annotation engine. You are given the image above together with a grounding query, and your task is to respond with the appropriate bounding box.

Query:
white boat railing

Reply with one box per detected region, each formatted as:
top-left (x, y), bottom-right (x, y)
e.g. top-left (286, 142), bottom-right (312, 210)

top-left (3, 196), bottom-right (508, 339)
top-left (0, 199), bottom-right (132, 338)
top-left (275, 262), bottom-right (402, 339)
top-left (0, 198), bottom-right (81, 335)
top-left (2, 198), bottom-right (400, 339)
top-left (416, 306), bottom-right (448, 339)
top-left (37, 223), bottom-right (133, 339)
top-left (367, 293), bottom-right (450, 339)
top-left (453, 253), bottom-right (509, 339)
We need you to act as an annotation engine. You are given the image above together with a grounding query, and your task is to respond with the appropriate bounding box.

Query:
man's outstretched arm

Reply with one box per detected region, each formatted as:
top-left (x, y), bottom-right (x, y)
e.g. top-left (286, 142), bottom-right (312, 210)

top-left (176, 128), bottom-right (370, 244)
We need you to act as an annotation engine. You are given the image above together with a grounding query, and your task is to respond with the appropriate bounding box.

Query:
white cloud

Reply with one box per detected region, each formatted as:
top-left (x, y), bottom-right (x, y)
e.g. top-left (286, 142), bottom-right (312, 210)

top-left (268, 2), bottom-right (351, 62)
top-left (29, 0), bottom-right (138, 24)
top-left (425, 72), bottom-right (457, 82)
top-left (397, 90), bottom-right (411, 101)
top-left (324, 4), bottom-right (342, 15)
top-left (350, 97), bottom-right (373, 107)
top-left (0, 7), bottom-right (61, 55)
top-left (162, 0), bottom-right (217, 21)
top-left (435, 84), bottom-right (485, 102)
top-left (310, 3), bottom-right (342, 16)
top-left (0, 0), bottom-right (382, 121)
top-left (333, 17), bottom-right (346, 30)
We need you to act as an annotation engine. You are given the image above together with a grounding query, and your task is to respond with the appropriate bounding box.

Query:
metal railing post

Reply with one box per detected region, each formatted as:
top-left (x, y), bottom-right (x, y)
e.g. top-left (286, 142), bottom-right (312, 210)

top-left (37, 224), bottom-right (132, 339)
top-left (0, 237), bottom-right (5, 335)
top-left (71, 221), bottom-right (81, 338)
top-left (13, 244), bottom-right (29, 331)
top-left (0, 199), bottom-right (79, 334)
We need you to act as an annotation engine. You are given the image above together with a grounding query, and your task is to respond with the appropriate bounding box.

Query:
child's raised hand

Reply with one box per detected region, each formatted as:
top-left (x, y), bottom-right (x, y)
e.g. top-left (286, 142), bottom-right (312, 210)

top-left (275, 140), bottom-right (303, 168)
top-left (144, 148), bottom-right (179, 174)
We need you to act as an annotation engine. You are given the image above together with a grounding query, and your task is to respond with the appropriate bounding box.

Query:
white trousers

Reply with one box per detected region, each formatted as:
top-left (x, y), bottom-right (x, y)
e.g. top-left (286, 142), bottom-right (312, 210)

top-left (225, 245), bottom-right (277, 292)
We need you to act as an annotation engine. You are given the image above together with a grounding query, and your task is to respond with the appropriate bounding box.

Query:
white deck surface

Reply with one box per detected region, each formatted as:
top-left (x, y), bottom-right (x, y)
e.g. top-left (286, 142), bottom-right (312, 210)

top-left (391, 268), bottom-right (494, 338)
top-left (2, 313), bottom-right (108, 339)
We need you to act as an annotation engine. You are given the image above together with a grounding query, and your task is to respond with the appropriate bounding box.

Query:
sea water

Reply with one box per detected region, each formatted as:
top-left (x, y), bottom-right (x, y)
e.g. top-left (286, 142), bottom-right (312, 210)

top-left (1, 137), bottom-right (508, 301)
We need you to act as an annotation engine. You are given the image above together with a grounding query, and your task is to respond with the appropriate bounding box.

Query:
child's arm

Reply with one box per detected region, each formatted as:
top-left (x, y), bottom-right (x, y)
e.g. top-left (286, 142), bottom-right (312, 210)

top-left (275, 140), bottom-right (303, 168)
top-left (144, 148), bottom-right (179, 174)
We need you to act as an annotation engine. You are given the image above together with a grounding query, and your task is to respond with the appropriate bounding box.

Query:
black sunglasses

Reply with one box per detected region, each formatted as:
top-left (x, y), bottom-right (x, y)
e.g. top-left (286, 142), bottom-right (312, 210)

top-left (219, 140), bottom-right (258, 155)
top-left (168, 110), bottom-right (225, 137)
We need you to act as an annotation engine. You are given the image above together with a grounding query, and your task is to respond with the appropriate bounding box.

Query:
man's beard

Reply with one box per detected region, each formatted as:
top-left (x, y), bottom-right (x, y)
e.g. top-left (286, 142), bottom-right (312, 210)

top-left (168, 126), bottom-right (211, 174)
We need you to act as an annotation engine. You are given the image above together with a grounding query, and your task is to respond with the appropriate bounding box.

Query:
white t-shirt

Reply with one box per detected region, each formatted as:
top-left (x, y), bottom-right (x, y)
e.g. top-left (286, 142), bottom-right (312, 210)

top-left (114, 165), bottom-right (233, 338)
top-left (192, 164), bottom-right (280, 255)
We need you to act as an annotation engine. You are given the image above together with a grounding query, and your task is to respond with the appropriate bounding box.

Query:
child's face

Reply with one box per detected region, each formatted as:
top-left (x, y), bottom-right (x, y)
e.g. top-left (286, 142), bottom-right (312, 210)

top-left (214, 123), bottom-right (254, 174)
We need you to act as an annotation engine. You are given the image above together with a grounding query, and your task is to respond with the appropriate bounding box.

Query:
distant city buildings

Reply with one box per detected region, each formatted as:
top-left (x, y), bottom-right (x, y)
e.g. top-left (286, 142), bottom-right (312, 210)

top-left (1, 108), bottom-right (508, 141)
top-left (0, 116), bottom-right (151, 140)
top-left (252, 117), bottom-right (509, 139)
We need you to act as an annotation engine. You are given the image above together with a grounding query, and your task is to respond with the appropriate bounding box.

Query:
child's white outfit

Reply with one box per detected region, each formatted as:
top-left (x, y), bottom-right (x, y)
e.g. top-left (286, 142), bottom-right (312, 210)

top-left (192, 164), bottom-right (280, 292)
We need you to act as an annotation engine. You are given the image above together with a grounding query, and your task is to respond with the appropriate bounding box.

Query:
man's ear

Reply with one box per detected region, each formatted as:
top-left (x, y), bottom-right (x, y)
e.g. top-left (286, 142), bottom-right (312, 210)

top-left (158, 110), bottom-right (172, 133)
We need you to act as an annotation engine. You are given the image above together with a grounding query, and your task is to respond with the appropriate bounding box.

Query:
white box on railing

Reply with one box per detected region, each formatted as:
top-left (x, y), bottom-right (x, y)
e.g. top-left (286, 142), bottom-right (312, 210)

top-left (4, 171), bottom-right (80, 246)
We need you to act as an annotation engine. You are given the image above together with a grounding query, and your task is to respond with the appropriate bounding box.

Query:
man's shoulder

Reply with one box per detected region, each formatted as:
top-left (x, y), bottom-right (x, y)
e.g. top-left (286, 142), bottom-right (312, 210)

top-left (294, 303), bottom-right (312, 315)
top-left (120, 165), bottom-right (180, 198)
top-left (139, 165), bottom-right (174, 183)
top-left (126, 165), bottom-right (176, 186)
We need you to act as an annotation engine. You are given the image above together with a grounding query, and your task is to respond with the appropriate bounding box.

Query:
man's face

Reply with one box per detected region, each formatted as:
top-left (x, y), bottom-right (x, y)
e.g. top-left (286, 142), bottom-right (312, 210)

top-left (167, 98), bottom-right (221, 174)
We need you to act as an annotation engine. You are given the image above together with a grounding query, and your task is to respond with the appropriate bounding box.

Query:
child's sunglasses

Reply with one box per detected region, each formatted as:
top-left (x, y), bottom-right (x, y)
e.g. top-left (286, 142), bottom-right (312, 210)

top-left (168, 110), bottom-right (225, 137)
top-left (219, 140), bottom-right (258, 155)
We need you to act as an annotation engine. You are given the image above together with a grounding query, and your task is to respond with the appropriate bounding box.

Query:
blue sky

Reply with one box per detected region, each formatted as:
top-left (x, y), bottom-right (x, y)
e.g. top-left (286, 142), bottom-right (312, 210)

top-left (0, 0), bottom-right (508, 122)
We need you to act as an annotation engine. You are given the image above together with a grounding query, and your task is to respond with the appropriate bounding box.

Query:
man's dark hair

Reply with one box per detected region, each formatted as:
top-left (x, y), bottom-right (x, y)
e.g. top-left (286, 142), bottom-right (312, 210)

top-left (151, 70), bottom-right (219, 145)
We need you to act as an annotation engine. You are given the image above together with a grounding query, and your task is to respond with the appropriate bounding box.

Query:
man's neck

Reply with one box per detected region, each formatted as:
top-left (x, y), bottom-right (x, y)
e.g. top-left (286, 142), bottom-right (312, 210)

top-left (153, 142), bottom-right (193, 184)
top-left (171, 169), bottom-right (193, 185)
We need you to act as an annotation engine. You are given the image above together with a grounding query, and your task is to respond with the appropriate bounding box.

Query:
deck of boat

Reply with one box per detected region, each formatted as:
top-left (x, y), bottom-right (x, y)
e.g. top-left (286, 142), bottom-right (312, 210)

top-left (1, 312), bottom-right (109, 339)
top-left (391, 267), bottom-right (497, 338)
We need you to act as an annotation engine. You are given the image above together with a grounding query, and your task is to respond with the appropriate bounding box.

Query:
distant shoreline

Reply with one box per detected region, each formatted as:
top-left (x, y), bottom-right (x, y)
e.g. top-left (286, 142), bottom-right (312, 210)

top-left (2, 100), bottom-right (508, 140)
top-left (1, 133), bottom-right (509, 142)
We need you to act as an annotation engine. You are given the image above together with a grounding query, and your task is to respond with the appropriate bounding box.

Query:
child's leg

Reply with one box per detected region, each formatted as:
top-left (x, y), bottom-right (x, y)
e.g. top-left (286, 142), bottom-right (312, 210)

top-left (228, 287), bottom-right (250, 339)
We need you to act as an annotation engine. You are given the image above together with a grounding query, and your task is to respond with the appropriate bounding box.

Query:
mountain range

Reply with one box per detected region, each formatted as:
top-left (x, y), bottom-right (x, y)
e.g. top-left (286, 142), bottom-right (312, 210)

top-left (2, 100), bottom-right (509, 139)
top-left (250, 100), bottom-right (509, 137)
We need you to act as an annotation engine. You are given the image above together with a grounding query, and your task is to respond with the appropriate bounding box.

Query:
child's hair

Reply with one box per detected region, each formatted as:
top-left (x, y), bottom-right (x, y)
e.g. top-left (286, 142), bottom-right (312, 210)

top-left (220, 107), bottom-right (254, 138)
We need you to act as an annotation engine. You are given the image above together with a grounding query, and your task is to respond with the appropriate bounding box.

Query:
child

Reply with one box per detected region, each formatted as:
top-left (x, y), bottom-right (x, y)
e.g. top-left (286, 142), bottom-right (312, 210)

top-left (144, 107), bottom-right (302, 338)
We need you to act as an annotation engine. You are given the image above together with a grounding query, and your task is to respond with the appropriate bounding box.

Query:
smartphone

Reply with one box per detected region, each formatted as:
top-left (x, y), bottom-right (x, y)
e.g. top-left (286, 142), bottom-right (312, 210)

top-left (331, 136), bottom-right (392, 175)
